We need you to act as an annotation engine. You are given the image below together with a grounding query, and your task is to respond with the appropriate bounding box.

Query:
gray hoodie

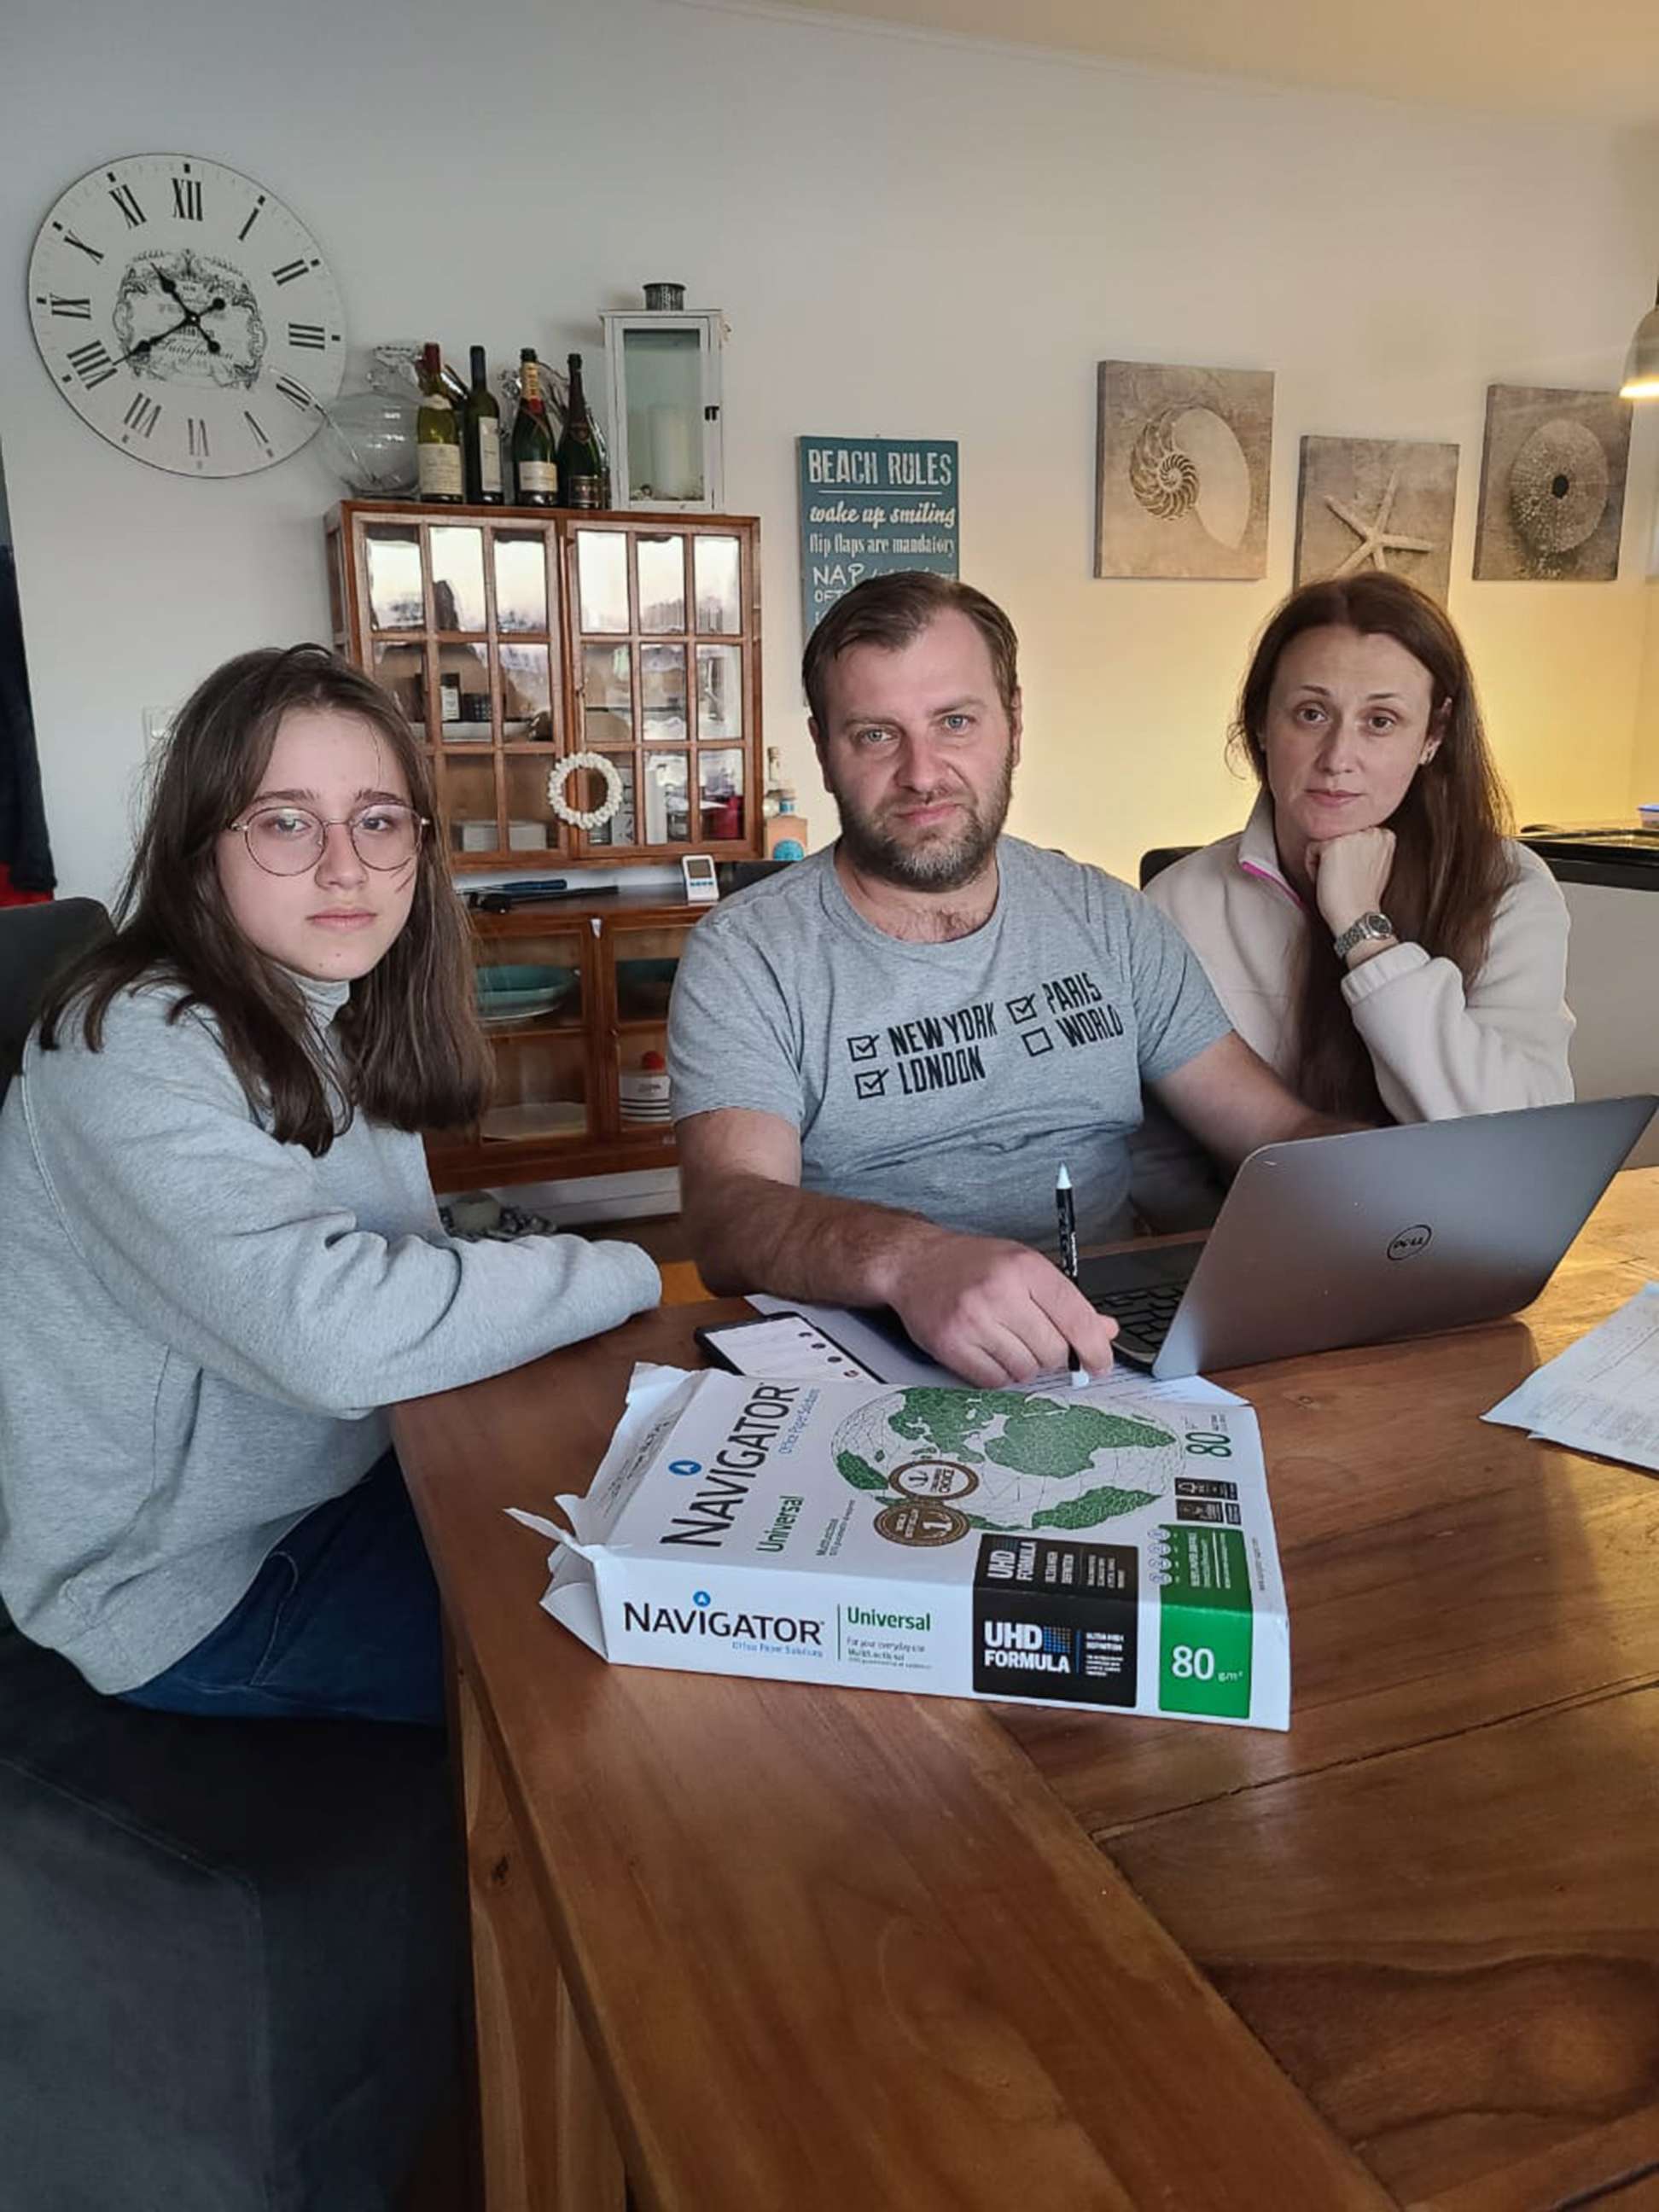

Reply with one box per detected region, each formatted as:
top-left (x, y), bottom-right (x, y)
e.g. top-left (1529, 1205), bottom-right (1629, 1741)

top-left (0, 975), bottom-right (660, 1692)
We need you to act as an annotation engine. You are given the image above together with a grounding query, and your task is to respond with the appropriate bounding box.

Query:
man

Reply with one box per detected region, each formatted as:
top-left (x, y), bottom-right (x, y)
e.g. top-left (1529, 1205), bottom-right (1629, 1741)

top-left (668, 573), bottom-right (1348, 1387)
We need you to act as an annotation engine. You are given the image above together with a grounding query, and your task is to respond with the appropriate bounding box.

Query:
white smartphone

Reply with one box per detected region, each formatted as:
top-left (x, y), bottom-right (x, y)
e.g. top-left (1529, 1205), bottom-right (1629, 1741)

top-left (693, 1311), bottom-right (884, 1384)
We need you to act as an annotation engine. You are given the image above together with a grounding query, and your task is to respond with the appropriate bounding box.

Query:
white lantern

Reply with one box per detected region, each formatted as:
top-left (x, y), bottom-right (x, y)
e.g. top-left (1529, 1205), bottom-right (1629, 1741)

top-left (602, 295), bottom-right (727, 512)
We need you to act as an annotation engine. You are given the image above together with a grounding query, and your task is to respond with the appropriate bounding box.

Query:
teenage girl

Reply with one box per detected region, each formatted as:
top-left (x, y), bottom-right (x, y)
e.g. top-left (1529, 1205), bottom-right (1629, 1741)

top-left (0, 644), bottom-right (660, 1724)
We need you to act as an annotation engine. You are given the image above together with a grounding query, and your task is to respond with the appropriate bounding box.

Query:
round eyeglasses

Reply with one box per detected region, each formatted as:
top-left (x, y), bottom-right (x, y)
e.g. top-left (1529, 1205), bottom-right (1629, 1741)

top-left (226, 804), bottom-right (428, 876)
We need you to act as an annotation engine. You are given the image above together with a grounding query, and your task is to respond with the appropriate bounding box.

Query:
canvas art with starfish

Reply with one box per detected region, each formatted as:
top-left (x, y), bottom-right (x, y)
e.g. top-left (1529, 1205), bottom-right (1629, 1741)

top-left (1472, 385), bottom-right (1632, 583)
top-left (1293, 436), bottom-right (1459, 605)
top-left (1095, 361), bottom-right (1274, 580)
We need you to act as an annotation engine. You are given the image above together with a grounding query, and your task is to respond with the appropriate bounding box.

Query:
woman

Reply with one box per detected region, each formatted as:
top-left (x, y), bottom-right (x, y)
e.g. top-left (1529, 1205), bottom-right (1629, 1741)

top-left (0, 644), bottom-right (659, 1724)
top-left (1132, 574), bottom-right (1572, 1224)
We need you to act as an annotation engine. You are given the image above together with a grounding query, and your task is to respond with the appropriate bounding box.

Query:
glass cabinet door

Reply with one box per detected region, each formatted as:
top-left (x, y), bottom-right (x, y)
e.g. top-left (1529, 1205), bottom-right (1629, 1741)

top-left (565, 523), bottom-right (753, 859)
top-left (346, 507), bottom-right (568, 867)
top-left (608, 919), bottom-right (698, 1138)
top-left (474, 926), bottom-right (591, 1145)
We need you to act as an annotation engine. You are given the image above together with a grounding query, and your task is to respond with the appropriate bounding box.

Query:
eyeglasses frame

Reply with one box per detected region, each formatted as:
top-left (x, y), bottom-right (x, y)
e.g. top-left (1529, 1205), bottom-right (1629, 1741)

top-left (224, 803), bottom-right (431, 877)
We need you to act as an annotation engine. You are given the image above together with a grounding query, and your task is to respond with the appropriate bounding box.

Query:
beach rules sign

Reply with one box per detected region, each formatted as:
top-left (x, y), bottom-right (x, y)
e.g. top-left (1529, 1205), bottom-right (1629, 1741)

top-left (798, 435), bottom-right (960, 636)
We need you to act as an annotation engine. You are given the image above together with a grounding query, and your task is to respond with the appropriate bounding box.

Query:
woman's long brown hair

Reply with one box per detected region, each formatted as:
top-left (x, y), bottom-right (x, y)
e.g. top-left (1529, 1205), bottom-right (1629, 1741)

top-left (1233, 575), bottom-right (1514, 1121)
top-left (39, 643), bottom-right (491, 1153)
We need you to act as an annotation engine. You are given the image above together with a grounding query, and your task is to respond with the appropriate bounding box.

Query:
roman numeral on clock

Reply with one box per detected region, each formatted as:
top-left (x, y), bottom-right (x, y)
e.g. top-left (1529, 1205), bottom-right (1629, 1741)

top-left (274, 375), bottom-right (314, 411)
top-left (123, 393), bottom-right (162, 439)
top-left (65, 340), bottom-right (117, 390)
top-left (55, 225), bottom-right (104, 264)
top-left (44, 294), bottom-right (92, 318)
top-left (271, 259), bottom-right (311, 287)
top-left (172, 177), bottom-right (204, 221)
top-left (244, 410), bottom-right (273, 455)
top-left (287, 322), bottom-right (327, 351)
top-left (108, 181), bottom-right (146, 228)
top-left (187, 416), bottom-right (211, 460)
top-left (238, 196), bottom-right (266, 242)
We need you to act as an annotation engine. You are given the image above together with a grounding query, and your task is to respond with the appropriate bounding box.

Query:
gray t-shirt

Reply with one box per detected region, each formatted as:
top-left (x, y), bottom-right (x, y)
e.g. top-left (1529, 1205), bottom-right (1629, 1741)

top-left (667, 838), bottom-right (1231, 1248)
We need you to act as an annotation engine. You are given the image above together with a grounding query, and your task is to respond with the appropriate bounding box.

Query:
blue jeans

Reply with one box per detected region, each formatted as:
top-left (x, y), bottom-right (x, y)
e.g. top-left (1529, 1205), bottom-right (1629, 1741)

top-left (119, 1452), bottom-right (445, 1726)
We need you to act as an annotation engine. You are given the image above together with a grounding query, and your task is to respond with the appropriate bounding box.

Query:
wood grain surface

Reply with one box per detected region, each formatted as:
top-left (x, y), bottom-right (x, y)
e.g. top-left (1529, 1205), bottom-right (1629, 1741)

top-left (395, 1168), bottom-right (1658, 2212)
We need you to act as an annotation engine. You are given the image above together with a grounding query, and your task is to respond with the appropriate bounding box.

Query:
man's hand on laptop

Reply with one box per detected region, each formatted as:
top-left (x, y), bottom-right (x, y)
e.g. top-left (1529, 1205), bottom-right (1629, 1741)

top-left (886, 1231), bottom-right (1120, 1388)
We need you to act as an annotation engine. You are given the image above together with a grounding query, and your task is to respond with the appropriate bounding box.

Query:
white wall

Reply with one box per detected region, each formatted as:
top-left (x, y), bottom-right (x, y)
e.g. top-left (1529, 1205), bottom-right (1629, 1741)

top-left (3, 0), bottom-right (1656, 899)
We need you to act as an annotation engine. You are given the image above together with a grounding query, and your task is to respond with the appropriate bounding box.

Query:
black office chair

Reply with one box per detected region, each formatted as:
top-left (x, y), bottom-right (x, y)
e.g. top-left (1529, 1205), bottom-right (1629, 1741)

top-left (0, 900), bottom-right (465, 2212)
top-left (0, 894), bottom-right (112, 1087)
top-left (1138, 845), bottom-right (1198, 889)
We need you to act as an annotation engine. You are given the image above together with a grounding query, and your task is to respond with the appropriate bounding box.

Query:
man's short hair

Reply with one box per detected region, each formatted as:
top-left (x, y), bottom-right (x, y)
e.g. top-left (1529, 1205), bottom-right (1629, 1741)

top-left (801, 573), bottom-right (1020, 732)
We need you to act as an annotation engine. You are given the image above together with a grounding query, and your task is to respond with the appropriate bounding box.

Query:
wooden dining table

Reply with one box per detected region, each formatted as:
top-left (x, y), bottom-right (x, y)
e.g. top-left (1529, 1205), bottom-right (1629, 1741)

top-left (393, 1167), bottom-right (1659, 2212)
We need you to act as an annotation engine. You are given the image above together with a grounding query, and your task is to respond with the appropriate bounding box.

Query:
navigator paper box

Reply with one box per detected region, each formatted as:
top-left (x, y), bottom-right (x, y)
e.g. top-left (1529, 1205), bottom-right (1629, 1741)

top-left (523, 1366), bottom-right (1290, 1729)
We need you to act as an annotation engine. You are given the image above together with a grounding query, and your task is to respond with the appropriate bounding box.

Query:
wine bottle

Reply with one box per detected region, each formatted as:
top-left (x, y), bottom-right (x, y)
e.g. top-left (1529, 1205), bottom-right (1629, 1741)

top-left (462, 346), bottom-right (503, 504)
top-left (557, 352), bottom-right (608, 510)
top-left (416, 343), bottom-right (464, 504)
top-left (511, 350), bottom-right (558, 507)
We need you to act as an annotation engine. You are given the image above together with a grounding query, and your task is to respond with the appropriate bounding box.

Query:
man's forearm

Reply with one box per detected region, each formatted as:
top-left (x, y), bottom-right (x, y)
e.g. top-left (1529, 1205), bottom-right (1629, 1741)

top-left (687, 1171), bottom-right (946, 1307)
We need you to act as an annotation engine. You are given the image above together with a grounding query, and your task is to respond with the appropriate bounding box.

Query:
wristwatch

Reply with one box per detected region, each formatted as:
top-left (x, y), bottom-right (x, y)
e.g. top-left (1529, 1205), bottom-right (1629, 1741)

top-left (1332, 911), bottom-right (1395, 961)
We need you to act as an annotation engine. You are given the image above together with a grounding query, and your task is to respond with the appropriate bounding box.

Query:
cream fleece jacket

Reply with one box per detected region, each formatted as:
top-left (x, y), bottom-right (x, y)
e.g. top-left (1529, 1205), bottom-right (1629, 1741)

top-left (1129, 795), bottom-right (1574, 1230)
top-left (1147, 792), bottom-right (1574, 1121)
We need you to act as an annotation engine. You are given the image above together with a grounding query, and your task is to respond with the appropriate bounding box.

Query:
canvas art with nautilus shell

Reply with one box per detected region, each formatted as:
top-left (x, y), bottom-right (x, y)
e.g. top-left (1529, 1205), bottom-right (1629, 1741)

top-left (1095, 361), bottom-right (1273, 580)
top-left (1472, 386), bottom-right (1632, 583)
top-left (1294, 436), bottom-right (1459, 605)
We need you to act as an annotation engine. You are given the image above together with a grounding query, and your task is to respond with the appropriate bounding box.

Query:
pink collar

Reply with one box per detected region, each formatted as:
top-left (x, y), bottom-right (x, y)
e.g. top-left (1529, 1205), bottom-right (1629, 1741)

top-left (1237, 791), bottom-right (1306, 912)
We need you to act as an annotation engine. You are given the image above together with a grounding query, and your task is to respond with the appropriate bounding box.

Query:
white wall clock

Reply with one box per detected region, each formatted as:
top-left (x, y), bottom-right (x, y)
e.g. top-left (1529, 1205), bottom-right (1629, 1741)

top-left (28, 154), bottom-right (346, 479)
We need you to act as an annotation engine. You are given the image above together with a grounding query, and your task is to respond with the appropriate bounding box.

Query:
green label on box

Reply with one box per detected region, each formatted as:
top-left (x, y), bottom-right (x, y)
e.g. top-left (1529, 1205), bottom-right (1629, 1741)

top-left (1157, 1524), bottom-right (1253, 1719)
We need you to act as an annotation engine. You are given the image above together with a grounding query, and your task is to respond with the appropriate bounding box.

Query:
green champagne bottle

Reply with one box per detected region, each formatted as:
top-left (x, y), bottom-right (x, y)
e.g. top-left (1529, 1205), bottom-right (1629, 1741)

top-left (556, 352), bottom-right (608, 509)
top-left (462, 346), bottom-right (503, 504)
top-left (512, 351), bottom-right (558, 506)
top-left (416, 343), bottom-right (464, 504)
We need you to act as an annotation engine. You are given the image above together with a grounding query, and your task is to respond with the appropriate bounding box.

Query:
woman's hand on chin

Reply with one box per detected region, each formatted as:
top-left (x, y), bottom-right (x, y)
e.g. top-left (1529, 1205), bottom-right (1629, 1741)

top-left (1307, 825), bottom-right (1395, 940)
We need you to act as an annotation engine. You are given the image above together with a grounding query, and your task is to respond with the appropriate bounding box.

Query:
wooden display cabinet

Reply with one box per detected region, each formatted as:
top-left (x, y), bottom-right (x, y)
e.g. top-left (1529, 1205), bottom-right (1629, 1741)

top-left (326, 498), bottom-right (764, 1193)
top-left (326, 500), bottom-right (764, 870)
top-left (421, 892), bottom-right (713, 1195)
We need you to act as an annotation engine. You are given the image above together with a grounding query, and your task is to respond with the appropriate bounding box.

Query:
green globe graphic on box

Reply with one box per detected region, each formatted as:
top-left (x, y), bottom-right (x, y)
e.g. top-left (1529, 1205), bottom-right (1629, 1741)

top-left (831, 1387), bottom-right (1179, 1534)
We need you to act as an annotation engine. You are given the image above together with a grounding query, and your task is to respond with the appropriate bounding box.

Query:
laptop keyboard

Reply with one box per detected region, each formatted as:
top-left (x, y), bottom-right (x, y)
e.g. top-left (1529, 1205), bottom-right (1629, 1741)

top-left (1088, 1280), bottom-right (1186, 1356)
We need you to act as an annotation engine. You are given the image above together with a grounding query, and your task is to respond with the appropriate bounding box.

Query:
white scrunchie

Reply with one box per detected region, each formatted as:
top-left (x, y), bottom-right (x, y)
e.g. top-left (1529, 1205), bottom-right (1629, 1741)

top-left (545, 750), bottom-right (624, 831)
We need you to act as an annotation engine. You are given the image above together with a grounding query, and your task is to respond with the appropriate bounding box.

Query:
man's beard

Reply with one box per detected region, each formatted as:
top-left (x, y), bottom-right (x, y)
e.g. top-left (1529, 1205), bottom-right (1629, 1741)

top-left (829, 748), bottom-right (1015, 892)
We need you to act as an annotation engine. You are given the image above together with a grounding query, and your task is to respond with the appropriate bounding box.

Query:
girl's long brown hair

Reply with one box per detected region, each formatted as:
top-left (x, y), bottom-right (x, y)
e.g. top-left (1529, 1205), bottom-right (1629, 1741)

top-left (1233, 575), bottom-right (1514, 1121)
top-left (39, 643), bottom-right (491, 1153)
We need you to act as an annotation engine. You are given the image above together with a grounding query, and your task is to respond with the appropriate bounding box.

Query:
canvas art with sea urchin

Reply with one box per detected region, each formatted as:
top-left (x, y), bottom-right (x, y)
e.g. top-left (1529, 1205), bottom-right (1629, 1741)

top-left (1095, 360), bottom-right (1274, 580)
top-left (1473, 385), bottom-right (1632, 583)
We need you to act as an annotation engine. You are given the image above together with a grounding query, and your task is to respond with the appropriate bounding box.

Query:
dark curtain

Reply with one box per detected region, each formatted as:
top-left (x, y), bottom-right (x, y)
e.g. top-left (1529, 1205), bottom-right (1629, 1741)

top-left (0, 546), bottom-right (55, 899)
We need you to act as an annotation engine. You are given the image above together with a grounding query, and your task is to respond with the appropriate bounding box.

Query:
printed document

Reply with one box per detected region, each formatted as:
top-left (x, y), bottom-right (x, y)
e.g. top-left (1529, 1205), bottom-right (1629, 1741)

top-left (1483, 1283), bottom-right (1659, 1475)
top-left (745, 1293), bottom-right (1243, 1406)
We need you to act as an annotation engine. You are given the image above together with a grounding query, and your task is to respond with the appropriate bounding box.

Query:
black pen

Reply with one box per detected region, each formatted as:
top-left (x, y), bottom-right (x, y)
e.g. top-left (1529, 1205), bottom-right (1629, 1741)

top-left (1055, 1163), bottom-right (1088, 1386)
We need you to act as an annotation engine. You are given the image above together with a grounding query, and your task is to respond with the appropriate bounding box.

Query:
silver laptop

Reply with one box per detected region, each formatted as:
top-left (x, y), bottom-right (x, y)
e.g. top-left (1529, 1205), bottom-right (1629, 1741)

top-left (1082, 1095), bottom-right (1657, 1379)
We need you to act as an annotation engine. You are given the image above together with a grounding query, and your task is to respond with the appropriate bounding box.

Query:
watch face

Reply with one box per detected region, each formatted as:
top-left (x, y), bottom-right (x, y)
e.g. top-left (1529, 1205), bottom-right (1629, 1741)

top-left (28, 154), bottom-right (346, 479)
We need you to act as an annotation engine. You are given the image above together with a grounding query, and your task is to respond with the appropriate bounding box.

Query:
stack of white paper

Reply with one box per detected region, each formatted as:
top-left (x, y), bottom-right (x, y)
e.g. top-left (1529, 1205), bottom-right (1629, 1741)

top-left (518, 1362), bottom-right (1291, 1728)
top-left (1483, 1284), bottom-right (1659, 1475)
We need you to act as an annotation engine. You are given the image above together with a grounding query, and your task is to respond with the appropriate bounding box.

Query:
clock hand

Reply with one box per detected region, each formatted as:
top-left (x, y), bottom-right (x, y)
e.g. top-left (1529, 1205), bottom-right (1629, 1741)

top-left (115, 315), bottom-right (194, 365)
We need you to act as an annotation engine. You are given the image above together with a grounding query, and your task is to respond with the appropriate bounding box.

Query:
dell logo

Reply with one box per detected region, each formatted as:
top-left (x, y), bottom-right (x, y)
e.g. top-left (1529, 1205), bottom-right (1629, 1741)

top-left (1387, 1224), bottom-right (1433, 1262)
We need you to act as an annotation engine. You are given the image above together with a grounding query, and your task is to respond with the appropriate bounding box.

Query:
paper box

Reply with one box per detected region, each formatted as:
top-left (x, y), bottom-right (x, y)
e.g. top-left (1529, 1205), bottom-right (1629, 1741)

top-left (521, 1366), bottom-right (1290, 1729)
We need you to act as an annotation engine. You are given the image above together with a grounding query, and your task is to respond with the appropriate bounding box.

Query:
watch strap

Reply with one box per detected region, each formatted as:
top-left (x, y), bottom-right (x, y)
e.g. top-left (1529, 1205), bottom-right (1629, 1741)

top-left (1332, 911), bottom-right (1394, 960)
